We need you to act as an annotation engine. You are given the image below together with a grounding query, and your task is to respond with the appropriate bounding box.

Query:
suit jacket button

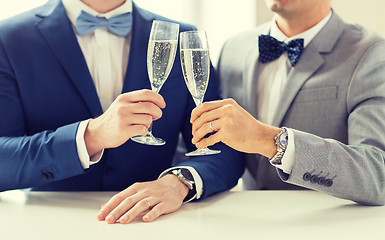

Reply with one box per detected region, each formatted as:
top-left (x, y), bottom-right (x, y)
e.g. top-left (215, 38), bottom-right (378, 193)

top-left (310, 175), bottom-right (319, 183)
top-left (325, 179), bottom-right (333, 187)
top-left (303, 172), bottom-right (312, 181)
top-left (41, 172), bottom-right (54, 180)
top-left (318, 177), bottom-right (326, 185)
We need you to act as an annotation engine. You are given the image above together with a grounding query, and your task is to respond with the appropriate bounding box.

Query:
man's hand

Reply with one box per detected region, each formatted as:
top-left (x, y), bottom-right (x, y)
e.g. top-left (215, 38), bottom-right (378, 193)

top-left (190, 98), bottom-right (280, 158)
top-left (84, 89), bottom-right (166, 156)
top-left (96, 174), bottom-right (189, 224)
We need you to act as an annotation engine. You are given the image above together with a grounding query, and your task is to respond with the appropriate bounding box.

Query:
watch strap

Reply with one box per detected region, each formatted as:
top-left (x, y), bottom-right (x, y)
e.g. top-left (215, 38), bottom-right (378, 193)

top-left (269, 127), bottom-right (288, 165)
top-left (169, 168), bottom-right (197, 202)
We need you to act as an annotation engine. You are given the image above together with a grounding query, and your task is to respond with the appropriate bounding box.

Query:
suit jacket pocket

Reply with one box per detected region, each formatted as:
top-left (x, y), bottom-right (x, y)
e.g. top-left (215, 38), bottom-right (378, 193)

top-left (295, 86), bottom-right (338, 103)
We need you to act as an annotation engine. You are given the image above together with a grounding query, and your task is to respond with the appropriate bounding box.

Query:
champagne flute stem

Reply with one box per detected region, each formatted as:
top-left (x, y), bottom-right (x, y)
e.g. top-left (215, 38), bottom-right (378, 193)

top-left (147, 123), bottom-right (154, 136)
top-left (194, 97), bottom-right (203, 107)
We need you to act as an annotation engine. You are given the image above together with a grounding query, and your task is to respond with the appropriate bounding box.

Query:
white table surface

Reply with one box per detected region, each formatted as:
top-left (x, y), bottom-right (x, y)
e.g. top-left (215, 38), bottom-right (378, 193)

top-left (0, 190), bottom-right (383, 240)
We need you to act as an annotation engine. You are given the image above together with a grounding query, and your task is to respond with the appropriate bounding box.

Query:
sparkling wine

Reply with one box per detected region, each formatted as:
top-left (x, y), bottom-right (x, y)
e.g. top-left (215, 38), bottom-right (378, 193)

top-left (180, 49), bottom-right (210, 106)
top-left (147, 40), bottom-right (178, 93)
top-left (179, 31), bottom-right (221, 156)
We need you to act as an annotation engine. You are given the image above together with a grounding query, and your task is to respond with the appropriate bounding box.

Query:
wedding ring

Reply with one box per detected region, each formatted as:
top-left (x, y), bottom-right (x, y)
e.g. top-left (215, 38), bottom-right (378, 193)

top-left (144, 198), bottom-right (152, 209)
top-left (209, 121), bottom-right (215, 132)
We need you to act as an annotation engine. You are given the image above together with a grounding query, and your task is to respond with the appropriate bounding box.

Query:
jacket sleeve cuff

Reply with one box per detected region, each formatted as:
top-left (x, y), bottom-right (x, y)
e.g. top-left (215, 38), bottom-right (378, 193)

top-left (159, 166), bottom-right (204, 202)
top-left (76, 119), bottom-right (104, 169)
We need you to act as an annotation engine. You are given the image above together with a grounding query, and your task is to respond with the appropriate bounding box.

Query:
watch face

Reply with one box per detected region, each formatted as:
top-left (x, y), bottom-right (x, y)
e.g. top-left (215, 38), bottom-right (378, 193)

top-left (278, 132), bottom-right (288, 148)
top-left (180, 168), bottom-right (194, 181)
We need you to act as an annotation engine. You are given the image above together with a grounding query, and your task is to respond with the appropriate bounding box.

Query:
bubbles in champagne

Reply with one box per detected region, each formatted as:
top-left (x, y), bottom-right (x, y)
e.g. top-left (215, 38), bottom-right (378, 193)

top-left (180, 49), bottom-right (210, 106)
top-left (147, 40), bottom-right (178, 93)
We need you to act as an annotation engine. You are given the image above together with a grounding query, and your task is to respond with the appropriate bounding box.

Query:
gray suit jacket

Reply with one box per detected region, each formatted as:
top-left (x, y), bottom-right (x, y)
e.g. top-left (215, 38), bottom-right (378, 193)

top-left (217, 12), bottom-right (385, 205)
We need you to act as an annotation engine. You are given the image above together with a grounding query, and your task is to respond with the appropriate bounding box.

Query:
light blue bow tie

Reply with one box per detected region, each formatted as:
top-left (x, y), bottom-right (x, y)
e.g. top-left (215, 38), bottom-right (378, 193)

top-left (75, 10), bottom-right (133, 37)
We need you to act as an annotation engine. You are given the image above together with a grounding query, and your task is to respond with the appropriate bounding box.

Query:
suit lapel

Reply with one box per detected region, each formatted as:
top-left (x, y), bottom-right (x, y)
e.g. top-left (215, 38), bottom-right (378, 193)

top-left (244, 25), bottom-right (270, 118)
top-left (121, 3), bottom-right (152, 93)
top-left (245, 40), bottom-right (261, 118)
top-left (271, 12), bottom-right (345, 126)
top-left (271, 46), bottom-right (324, 126)
top-left (36, 0), bottom-right (103, 117)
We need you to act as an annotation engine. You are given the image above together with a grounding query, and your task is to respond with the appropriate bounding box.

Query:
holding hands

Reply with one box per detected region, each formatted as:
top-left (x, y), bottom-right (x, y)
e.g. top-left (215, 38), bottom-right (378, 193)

top-left (190, 99), bottom-right (280, 158)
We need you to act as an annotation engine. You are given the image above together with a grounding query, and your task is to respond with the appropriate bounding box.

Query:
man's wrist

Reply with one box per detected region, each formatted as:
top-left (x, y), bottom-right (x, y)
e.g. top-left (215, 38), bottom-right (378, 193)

top-left (258, 125), bottom-right (282, 159)
top-left (167, 168), bottom-right (197, 202)
top-left (162, 174), bottom-right (190, 200)
top-left (84, 119), bottom-right (104, 156)
top-left (158, 167), bottom-right (203, 201)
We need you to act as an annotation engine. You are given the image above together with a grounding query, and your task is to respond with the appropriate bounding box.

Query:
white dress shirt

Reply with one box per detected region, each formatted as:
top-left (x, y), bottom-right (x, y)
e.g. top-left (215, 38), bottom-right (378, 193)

top-left (62, 0), bottom-right (203, 201)
top-left (62, 0), bottom-right (132, 167)
top-left (258, 12), bottom-right (332, 174)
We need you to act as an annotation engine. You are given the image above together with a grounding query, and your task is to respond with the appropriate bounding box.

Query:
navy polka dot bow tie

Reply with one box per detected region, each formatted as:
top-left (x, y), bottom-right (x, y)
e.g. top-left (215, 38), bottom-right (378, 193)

top-left (258, 34), bottom-right (304, 67)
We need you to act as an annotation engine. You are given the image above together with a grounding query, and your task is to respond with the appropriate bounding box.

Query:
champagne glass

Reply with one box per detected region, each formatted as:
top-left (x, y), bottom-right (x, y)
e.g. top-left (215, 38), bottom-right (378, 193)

top-left (131, 20), bottom-right (179, 146)
top-left (180, 30), bottom-right (221, 156)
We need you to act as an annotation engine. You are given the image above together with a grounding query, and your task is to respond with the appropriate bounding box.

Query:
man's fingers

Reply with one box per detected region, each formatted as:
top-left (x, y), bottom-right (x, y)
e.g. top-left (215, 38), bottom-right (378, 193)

top-left (104, 195), bottom-right (141, 224)
top-left (128, 125), bottom-right (149, 137)
top-left (132, 102), bottom-right (164, 120)
top-left (116, 102), bottom-right (163, 121)
top-left (97, 178), bottom-right (185, 225)
top-left (97, 191), bottom-right (133, 221)
top-left (191, 121), bottom-right (212, 144)
top-left (190, 100), bottom-right (225, 123)
top-left (190, 99), bottom-right (237, 123)
top-left (123, 114), bottom-right (153, 128)
top-left (119, 198), bottom-right (158, 224)
top-left (192, 119), bottom-right (221, 145)
top-left (142, 203), bottom-right (165, 223)
top-left (119, 89), bottom-right (166, 109)
top-left (191, 107), bottom-right (223, 134)
top-left (195, 131), bottom-right (222, 149)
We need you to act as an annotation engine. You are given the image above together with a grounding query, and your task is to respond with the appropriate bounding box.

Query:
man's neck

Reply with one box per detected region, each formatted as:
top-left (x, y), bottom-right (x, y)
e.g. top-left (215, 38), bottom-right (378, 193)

top-left (81, 0), bottom-right (126, 13)
top-left (275, 8), bottom-right (331, 37)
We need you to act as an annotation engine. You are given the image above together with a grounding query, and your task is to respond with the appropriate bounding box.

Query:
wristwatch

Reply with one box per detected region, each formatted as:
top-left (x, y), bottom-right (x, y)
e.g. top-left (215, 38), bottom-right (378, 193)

top-left (169, 169), bottom-right (197, 202)
top-left (269, 128), bottom-right (288, 165)
top-left (170, 169), bottom-right (195, 190)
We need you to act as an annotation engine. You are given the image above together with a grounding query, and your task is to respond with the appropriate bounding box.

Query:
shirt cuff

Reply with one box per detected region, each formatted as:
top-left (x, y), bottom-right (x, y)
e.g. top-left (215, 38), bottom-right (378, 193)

top-left (159, 166), bottom-right (203, 202)
top-left (271, 128), bottom-right (295, 174)
top-left (76, 119), bottom-right (104, 169)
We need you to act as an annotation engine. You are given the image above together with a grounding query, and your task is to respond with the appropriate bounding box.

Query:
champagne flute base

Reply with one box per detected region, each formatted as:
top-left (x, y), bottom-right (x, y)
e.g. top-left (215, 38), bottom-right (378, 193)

top-left (131, 133), bottom-right (166, 146)
top-left (185, 147), bottom-right (221, 156)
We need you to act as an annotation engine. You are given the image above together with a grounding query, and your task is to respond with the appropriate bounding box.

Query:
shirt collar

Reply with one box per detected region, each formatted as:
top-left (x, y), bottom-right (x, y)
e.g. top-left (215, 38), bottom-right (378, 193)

top-left (270, 11), bottom-right (332, 48)
top-left (62, 0), bottom-right (133, 26)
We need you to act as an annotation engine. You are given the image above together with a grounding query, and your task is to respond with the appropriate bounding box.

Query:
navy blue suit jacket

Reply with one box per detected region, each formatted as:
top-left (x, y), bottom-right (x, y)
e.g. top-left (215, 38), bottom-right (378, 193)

top-left (0, 0), bottom-right (244, 198)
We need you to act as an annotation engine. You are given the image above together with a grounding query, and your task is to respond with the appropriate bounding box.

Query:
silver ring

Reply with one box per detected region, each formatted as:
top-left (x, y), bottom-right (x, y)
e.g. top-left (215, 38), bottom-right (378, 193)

top-left (209, 121), bottom-right (215, 132)
top-left (144, 198), bottom-right (151, 209)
